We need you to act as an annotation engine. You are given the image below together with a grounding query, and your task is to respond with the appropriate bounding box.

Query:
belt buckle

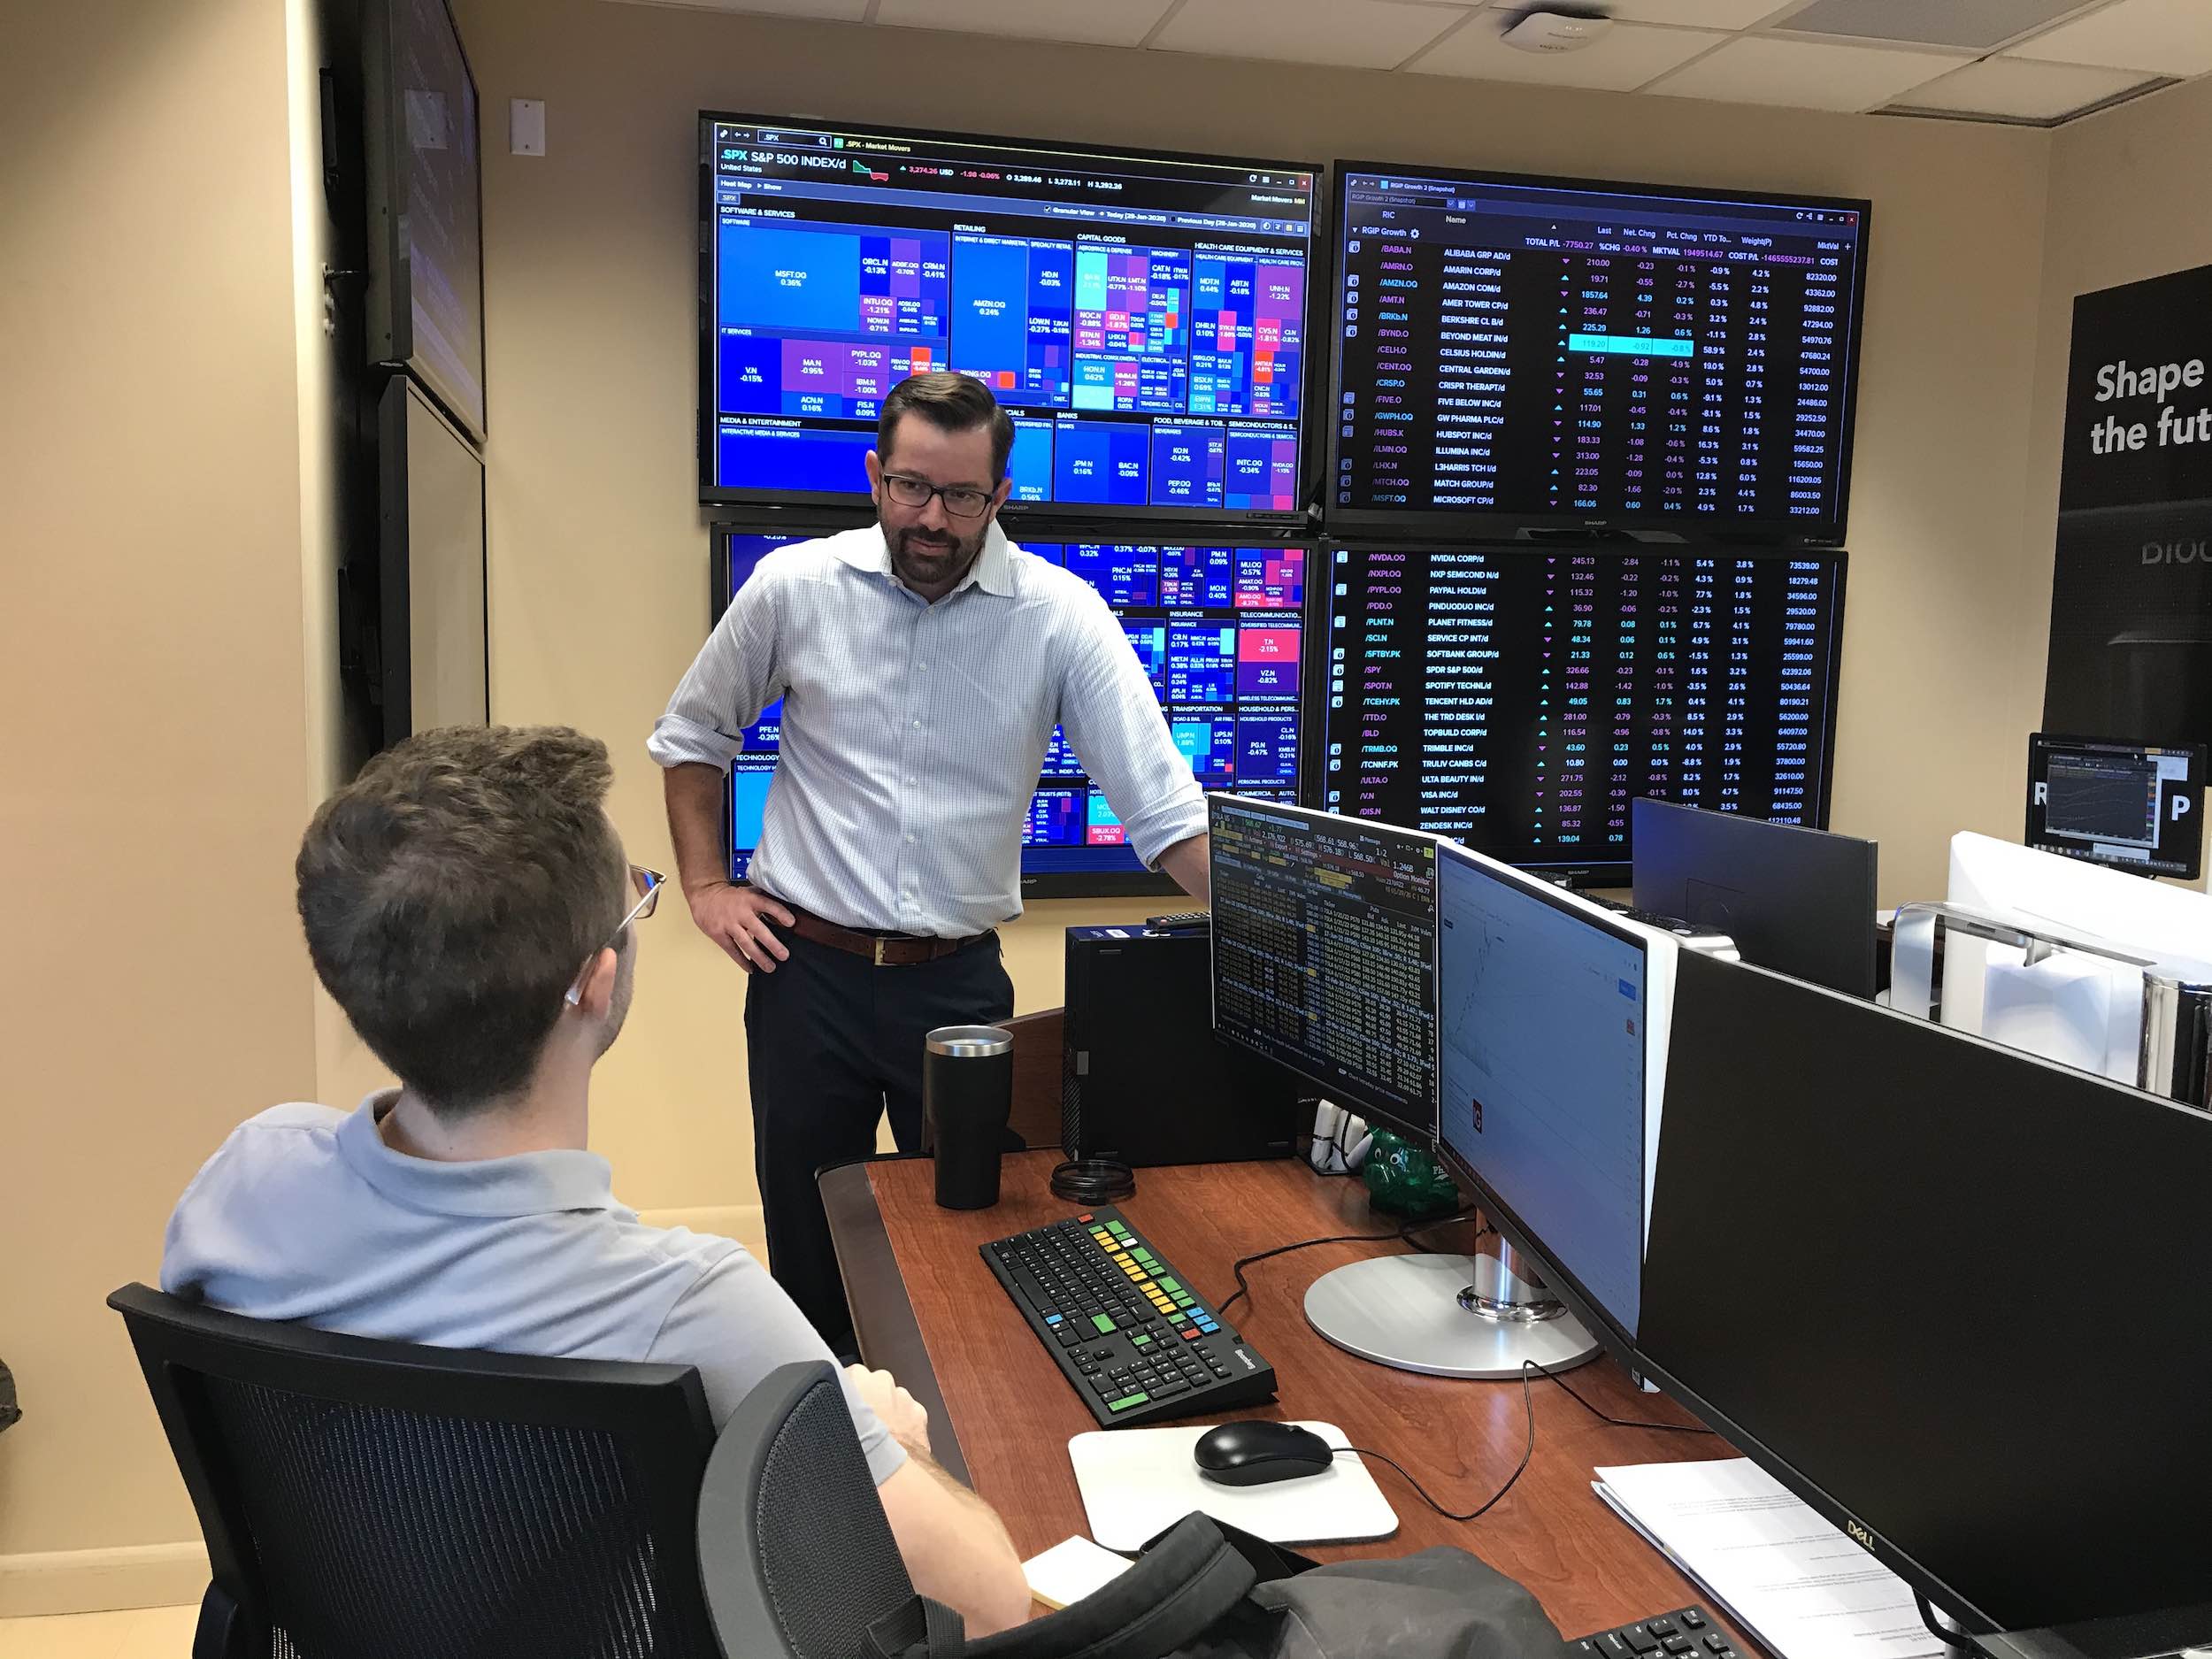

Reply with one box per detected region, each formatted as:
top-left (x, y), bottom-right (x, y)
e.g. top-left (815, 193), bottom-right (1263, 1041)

top-left (873, 936), bottom-right (889, 968)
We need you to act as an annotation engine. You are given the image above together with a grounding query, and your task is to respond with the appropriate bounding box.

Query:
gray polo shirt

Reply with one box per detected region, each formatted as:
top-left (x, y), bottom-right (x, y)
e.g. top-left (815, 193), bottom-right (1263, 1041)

top-left (161, 1093), bottom-right (903, 1486)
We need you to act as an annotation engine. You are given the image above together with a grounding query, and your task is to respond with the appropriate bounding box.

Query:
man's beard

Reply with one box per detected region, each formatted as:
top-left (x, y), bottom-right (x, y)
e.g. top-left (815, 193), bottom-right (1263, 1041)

top-left (888, 522), bottom-right (987, 591)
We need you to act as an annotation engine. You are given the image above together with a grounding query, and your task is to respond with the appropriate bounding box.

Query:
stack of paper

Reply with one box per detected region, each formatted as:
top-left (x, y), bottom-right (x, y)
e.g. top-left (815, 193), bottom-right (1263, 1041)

top-left (1593, 1458), bottom-right (1949, 1659)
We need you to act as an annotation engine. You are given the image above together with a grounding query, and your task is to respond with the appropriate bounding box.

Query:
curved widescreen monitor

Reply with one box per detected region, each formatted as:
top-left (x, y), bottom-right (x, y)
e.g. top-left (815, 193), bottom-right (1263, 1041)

top-left (700, 114), bottom-right (1318, 526)
top-left (1315, 543), bottom-right (1846, 881)
top-left (1326, 163), bottom-right (1870, 544)
top-left (713, 527), bottom-right (1311, 898)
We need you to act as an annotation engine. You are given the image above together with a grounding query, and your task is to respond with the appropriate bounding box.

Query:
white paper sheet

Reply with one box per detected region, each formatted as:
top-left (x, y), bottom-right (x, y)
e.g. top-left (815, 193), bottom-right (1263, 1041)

top-left (1592, 1458), bottom-right (1948, 1659)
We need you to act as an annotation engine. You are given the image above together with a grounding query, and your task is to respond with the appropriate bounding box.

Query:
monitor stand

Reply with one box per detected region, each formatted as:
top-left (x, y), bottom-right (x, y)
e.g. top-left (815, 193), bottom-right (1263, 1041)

top-left (1302, 1239), bottom-right (1601, 1379)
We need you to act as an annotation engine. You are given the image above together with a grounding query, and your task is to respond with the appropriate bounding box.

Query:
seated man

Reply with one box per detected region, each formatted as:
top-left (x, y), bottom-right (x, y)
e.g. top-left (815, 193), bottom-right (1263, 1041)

top-left (162, 724), bottom-right (1031, 1635)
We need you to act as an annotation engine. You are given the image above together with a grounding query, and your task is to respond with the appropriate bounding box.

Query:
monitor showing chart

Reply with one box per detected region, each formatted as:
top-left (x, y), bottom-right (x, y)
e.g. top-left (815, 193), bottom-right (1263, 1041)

top-left (701, 115), bottom-right (1317, 523)
top-left (1209, 795), bottom-right (1438, 1133)
top-left (1327, 164), bottom-right (1869, 540)
top-left (715, 530), bottom-right (1310, 894)
top-left (1317, 544), bottom-right (1845, 878)
top-left (1435, 841), bottom-right (1647, 1337)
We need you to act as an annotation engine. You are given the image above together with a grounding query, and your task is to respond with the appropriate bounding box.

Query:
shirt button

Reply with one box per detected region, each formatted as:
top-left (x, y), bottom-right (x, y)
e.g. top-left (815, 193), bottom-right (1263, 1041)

top-left (905, 833), bottom-right (916, 844)
top-left (911, 718), bottom-right (920, 728)
top-left (918, 662), bottom-right (928, 672)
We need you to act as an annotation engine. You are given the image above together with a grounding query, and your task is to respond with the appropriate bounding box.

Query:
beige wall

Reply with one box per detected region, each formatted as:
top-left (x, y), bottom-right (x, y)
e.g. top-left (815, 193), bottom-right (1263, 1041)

top-left (2016, 75), bottom-right (2212, 759)
top-left (0, 0), bottom-right (324, 1605)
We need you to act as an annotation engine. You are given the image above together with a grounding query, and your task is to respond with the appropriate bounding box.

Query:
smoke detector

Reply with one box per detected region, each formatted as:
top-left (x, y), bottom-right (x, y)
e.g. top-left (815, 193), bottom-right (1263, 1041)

top-left (1502, 9), bottom-right (1616, 52)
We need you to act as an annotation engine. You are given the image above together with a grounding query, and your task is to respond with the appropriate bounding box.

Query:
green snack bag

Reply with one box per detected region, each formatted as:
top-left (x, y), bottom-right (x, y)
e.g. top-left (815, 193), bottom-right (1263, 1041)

top-left (1360, 1126), bottom-right (1462, 1218)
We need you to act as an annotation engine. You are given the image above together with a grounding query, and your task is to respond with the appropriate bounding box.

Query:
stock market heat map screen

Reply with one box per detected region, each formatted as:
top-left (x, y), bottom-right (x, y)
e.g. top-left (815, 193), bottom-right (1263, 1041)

top-left (702, 116), bottom-right (1315, 524)
top-left (1329, 165), bottom-right (1869, 541)
top-left (1209, 796), bottom-right (1437, 1133)
top-left (1318, 545), bottom-right (1845, 879)
top-left (715, 530), bottom-right (1309, 895)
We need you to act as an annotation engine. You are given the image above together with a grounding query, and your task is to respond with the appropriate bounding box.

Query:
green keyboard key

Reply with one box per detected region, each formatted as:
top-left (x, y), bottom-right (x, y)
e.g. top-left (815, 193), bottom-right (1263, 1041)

top-left (1107, 1222), bottom-right (1131, 1238)
top-left (1132, 1334), bottom-right (1151, 1348)
top-left (1107, 1392), bottom-right (1150, 1413)
top-left (1133, 1248), bottom-right (1157, 1265)
top-left (1091, 1313), bottom-right (1117, 1334)
top-left (1156, 1276), bottom-right (1182, 1294)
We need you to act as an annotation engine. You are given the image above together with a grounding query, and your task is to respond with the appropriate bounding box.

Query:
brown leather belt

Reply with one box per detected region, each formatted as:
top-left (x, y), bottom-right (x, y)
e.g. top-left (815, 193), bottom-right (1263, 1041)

top-left (778, 901), bottom-right (995, 968)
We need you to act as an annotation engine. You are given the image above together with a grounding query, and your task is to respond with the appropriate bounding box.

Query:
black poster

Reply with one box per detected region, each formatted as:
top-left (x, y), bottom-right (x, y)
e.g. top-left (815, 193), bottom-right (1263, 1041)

top-left (2044, 262), bottom-right (2212, 747)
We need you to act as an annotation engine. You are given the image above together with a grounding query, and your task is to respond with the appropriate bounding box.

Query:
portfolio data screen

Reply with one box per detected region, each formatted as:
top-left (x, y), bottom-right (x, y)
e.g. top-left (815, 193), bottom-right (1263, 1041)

top-left (718, 532), bottom-right (1307, 887)
top-left (704, 117), bottom-right (1316, 520)
top-left (1318, 545), bottom-right (1844, 875)
top-left (1330, 167), bottom-right (1867, 537)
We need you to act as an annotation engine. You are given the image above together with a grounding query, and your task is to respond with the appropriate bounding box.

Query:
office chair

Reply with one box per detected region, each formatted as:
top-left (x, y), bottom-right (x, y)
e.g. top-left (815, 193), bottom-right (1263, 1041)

top-left (108, 1283), bottom-right (721, 1659)
top-left (698, 1361), bottom-right (1259, 1659)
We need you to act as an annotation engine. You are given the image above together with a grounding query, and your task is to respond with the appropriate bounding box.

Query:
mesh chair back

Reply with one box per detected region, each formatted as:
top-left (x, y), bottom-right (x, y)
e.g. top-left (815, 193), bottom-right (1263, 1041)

top-left (696, 1362), bottom-right (916, 1659)
top-left (110, 1284), bottom-right (719, 1659)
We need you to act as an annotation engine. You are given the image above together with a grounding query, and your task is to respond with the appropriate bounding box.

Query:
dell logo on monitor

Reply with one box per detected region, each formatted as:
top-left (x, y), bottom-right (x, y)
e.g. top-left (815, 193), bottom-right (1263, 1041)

top-left (1846, 1519), bottom-right (1876, 1548)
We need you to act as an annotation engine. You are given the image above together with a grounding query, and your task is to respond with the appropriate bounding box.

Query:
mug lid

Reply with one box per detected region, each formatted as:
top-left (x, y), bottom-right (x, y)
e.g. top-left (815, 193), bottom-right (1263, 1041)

top-left (926, 1025), bottom-right (1013, 1057)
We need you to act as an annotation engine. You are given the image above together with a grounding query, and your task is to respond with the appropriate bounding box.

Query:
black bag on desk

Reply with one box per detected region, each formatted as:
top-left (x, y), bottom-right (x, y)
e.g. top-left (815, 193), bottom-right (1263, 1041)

top-left (866, 1512), bottom-right (1564, 1659)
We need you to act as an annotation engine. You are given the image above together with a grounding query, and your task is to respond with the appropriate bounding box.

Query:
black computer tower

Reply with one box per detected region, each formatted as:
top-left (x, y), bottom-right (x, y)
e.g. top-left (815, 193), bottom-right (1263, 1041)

top-left (1061, 926), bottom-right (1303, 1166)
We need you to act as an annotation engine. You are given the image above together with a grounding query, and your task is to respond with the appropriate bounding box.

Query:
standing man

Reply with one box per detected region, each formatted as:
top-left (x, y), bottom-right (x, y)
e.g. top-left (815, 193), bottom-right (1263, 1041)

top-left (650, 372), bottom-right (1210, 1356)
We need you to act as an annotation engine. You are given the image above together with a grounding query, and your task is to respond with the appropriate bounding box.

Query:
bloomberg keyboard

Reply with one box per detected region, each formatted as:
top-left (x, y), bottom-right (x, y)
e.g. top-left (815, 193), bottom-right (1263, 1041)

top-left (982, 1205), bottom-right (1278, 1428)
top-left (1565, 1606), bottom-right (1741, 1659)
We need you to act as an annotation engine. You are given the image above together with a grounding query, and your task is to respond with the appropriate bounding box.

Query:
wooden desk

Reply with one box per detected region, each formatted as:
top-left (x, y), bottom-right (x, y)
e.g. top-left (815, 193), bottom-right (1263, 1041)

top-left (825, 1148), bottom-right (1748, 1644)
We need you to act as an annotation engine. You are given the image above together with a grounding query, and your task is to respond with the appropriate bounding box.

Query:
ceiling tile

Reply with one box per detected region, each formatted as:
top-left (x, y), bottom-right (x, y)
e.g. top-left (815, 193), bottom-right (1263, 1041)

top-left (1889, 55), bottom-right (2153, 117)
top-left (1150, 0), bottom-right (1470, 71)
top-left (1644, 34), bottom-right (1967, 110)
top-left (1778, 0), bottom-right (2102, 50)
top-left (1409, 18), bottom-right (1728, 90)
top-left (1593, 0), bottom-right (1797, 25)
top-left (2007, 0), bottom-right (2212, 73)
top-left (873, 0), bottom-right (1174, 48)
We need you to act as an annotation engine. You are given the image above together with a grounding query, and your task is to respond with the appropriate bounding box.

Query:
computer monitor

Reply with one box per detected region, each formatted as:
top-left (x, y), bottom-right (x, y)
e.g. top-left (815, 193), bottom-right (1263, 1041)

top-left (1326, 163), bottom-right (1870, 544)
top-left (712, 527), bottom-right (1314, 895)
top-left (1315, 544), bottom-right (1846, 882)
top-left (1434, 840), bottom-right (1667, 1367)
top-left (1207, 795), bottom-right (1437, 1139)
top-left (700, 114), bottom-right (1317, 526)
top-left (373, 377), bottom-right (486, 747)
top-left (1632, 798), bottom-right (1878, 998)
top-left (1638, 947), bottom-right (2212, 1634)
top-left (2026, 732), bottom-right (2205, 881)
top-left (1948, 830), bottom-right (2212, 964)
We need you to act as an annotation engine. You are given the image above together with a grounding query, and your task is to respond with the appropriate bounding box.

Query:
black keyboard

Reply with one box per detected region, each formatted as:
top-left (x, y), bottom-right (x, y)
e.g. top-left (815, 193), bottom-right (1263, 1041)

top-left (1566, 1606), bottom-right (1743, 1659)
top-left (982, 1205), bottom-right (1277, 1428)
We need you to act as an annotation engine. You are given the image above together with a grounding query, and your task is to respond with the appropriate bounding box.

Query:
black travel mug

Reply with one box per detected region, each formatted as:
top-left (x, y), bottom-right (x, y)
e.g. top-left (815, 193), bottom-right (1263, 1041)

top-left (925, 1025), bottom-right (1013, 1210)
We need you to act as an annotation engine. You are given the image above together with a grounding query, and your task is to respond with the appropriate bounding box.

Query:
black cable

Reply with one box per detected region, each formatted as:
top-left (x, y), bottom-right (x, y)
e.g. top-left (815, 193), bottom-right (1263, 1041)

top-left (1522, 1356), bottom-right (1717, 1436)
top-left (1213, 1371), bottom-right (1537, 1524)
top-left (1211, 1208), bottom-right (1480, 1320)
top-left (1914, 1592), bottom-right (1974, 1653)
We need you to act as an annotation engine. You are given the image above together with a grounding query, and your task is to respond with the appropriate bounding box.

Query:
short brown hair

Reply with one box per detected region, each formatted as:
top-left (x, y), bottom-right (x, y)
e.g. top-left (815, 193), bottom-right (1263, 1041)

top-left (877, 371), bottom-right (1016, 483)
top-left (296, 726), bottom-right (628, 1113)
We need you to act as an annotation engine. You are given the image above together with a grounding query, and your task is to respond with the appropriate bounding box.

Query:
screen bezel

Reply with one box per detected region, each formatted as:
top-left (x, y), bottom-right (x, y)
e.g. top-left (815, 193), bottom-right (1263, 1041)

top-left (1430, 839), bottom-right (1651, 1365)
top-left (362, 0), bottom-right (488, 443)
top-left (1322, 158), bottom-right (1872, 547)
top-left (377, 377), bottom-right (488, 747)
top-left (2025, 730), bottom-right (2208, 882)
top-left (709, 526), bottom-right (1319, 901)
top-left (1305, 542), bottom-right (1850, 885)
top-left (1206, 793), bottom-right (1440, 1139)
top-left (696, 110), bottom-right (1325, 529)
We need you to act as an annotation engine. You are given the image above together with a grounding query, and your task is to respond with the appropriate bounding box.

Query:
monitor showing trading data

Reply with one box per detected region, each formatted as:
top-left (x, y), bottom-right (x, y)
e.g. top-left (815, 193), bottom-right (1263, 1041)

top-left (715, 530), bottom-right (1309, 895)
top-left (1317, 544), bottom-right (1845, 879)
top-left (702, 115), bottom-right (1317, 523)
top-left (1209, 795), bottom-right (1437, 1132)
top-left (1328, 164), bottom-right (1869, 541)
top-left (1435, 842), bottom-right (1648, 1338)
top-left (2026, 732), bottom-right (2206, 880)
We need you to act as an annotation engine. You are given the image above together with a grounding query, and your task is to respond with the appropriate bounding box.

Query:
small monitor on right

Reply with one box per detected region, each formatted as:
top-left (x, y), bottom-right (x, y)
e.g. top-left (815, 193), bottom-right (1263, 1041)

top-left (1632, 799), bottom-right (1878, 998)
top-left (2026, 732), bottom-right (2206, 881)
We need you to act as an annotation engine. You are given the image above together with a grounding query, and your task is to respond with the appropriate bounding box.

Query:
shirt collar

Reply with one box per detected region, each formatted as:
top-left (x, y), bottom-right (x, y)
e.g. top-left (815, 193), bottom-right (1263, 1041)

top-left (838, 521), bottom-right (1017, 600)
top-left (335, 1089), bottom-right (619, 1219)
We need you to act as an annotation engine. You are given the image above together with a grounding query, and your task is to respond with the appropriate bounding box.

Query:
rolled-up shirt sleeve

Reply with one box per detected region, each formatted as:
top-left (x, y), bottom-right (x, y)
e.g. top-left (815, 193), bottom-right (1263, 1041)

top-left (648, 565), bottom-right (783, 771)
top-left (1057, 594), bottom-right (1207, 870)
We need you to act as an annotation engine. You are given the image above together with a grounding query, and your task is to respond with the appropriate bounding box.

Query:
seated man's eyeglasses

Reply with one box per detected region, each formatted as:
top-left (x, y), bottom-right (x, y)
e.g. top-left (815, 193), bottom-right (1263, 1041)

top-left (880, 473), bottom-right (995, 518)
top-left (565, 864), bottom-right (664, 1005)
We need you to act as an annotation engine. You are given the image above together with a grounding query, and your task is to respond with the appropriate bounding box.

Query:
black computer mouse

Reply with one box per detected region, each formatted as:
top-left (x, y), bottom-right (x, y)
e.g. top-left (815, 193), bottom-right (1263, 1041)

top-left (1192, 1421), bottom-right (1337, 1486)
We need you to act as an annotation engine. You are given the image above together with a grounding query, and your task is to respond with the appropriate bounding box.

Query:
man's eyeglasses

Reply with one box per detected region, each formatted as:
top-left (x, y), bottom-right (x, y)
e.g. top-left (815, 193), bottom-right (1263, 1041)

top-left (565, 864), bottom-right (664, 1007)
top-left (880, 472), bottom-right (995, 518)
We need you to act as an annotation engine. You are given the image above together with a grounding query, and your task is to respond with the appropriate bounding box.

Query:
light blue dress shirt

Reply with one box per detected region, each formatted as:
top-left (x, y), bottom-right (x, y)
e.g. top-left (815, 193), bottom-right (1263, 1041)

top-left (649, 522), bottom-right (1205, 938)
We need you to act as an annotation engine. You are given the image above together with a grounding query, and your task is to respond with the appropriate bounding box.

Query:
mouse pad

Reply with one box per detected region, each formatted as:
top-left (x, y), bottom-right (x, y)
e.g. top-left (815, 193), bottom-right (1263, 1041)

top-left (1068, 1420), bottom-right (1400, 1552)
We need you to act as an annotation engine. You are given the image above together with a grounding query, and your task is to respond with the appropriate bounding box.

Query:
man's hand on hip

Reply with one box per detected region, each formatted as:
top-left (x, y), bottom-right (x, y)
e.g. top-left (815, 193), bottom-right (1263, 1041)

top-left (687, 881), bottom-right (794, 973)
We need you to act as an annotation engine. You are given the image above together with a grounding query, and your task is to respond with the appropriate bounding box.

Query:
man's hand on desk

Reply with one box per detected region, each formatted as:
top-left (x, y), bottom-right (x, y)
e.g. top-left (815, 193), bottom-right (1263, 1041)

top-left (687, 880), bottom-right (793, 973)
top-left (847, 1363), bottom-right (932, 1459)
